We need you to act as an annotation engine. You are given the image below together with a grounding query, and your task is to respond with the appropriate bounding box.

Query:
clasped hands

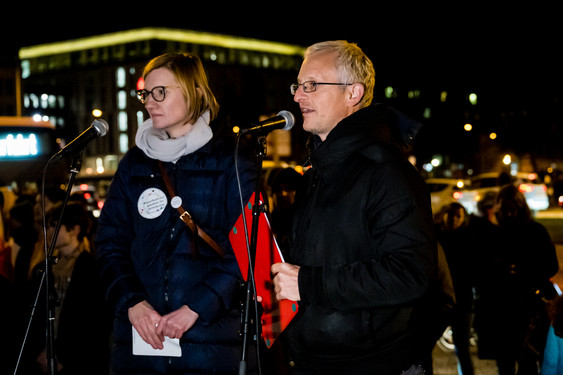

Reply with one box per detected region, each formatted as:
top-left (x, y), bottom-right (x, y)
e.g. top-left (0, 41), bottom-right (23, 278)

top-left (128, 301), bottom-right (199, 350)
top-left (130, 262), bottom-right (300, 350)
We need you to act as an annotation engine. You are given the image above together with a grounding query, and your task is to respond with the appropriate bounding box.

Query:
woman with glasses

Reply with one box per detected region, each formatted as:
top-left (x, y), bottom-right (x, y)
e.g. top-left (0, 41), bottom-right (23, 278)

top-left (95, 53), bottom-right (256, 374)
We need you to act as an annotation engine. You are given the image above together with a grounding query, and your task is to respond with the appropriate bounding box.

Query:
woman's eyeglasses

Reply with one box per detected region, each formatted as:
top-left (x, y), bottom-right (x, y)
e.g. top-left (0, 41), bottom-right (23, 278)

top-left (136, 86), bottom-right (180, 104)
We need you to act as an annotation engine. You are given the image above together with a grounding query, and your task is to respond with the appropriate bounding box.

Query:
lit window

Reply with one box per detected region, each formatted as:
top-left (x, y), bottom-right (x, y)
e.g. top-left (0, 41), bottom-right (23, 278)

top-left (48, 95), bottom-right (56, 108)
top-left (21, 60), bottom-right (30, 79)
top-left (118, 90), bottom-right (127, 110)
top-left (41, 94), bottom-right (48, 108)
top-left (408, 90), bottom-right (420, 99)
top-left (136, 111), bottom-right (144, 127)
top-left (440, 91), bottom-right (448, 102)
top-left (118, 111), bottom-right (128, 132)
top-left (29, 94), bottom-right (39, 108)
top-left (119, 133), bottom-right (129, 153)
top-left (116, 67), bottom-right (126, 88)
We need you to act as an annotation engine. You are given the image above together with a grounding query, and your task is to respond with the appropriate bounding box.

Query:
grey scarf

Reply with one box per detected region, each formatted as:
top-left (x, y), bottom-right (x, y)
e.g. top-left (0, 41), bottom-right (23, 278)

top-left (135, 111), bottom-right (213, 163)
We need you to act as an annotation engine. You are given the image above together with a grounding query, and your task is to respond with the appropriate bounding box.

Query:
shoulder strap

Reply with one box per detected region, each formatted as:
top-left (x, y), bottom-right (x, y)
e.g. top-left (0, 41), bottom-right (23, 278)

top-left (158, 161), bottom-right (225, 258)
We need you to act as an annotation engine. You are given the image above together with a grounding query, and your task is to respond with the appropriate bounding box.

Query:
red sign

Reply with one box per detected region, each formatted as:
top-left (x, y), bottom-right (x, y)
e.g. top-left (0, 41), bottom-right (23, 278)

top-left (229, 193), bottom-right (298, 348)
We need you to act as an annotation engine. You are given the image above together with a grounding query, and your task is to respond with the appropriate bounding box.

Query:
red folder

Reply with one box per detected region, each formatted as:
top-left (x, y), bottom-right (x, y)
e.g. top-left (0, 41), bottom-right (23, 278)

top-left (229, 193), bottom-right (298, 348)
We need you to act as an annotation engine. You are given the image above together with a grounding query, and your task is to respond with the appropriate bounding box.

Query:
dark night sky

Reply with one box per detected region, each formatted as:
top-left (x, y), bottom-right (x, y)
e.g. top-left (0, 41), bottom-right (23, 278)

top-left (5, 5), bottom-right (561, 95)
top-left (4, 6), bottom-right (562, 165)
top-left (6, 5), bottom-right (560, 89)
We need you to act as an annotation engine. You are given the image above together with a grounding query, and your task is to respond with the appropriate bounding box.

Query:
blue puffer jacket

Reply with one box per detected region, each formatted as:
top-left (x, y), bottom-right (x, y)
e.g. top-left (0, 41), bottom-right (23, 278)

top-left (95, 137), bottom-right (256, 374)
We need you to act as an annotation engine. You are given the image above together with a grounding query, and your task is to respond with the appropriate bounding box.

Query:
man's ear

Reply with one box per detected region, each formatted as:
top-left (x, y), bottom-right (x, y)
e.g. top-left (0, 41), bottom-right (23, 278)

top-left (347, 83), bottom-right (365, 107)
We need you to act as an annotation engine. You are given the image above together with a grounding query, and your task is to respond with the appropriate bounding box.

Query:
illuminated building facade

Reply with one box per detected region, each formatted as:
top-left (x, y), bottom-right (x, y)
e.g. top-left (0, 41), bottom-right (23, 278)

top-left (18, 28), bottom-right (306, 178)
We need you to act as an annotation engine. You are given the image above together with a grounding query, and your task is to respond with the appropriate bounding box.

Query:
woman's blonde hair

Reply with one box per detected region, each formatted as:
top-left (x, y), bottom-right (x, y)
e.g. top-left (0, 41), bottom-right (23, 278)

top-left (305, 41), bottom-right (375, 108)
top-left (143, 53), bottom-right (219, 124)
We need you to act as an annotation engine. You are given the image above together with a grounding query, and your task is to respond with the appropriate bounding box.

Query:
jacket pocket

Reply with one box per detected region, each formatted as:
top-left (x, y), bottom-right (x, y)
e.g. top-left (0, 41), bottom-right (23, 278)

top-left (293, 306), bottom-right (372, 355)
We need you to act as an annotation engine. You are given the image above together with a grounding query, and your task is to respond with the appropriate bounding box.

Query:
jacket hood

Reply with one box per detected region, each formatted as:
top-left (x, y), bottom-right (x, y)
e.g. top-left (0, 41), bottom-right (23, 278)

top-left (309, 104), bottom-right (422, 167)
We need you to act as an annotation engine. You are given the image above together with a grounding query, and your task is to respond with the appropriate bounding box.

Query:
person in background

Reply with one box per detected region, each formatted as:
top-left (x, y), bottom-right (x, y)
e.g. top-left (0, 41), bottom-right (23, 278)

top-left (0, 190), bottom-right (9, 279)
top-left (435, 202), bottom-right (475, 375)
top-left (469, 191), bottom-right (503, 361)
top-left (95, 52), bottom-right (256, 374)
top-left (410, 241), bottom-right (456, 375)
top-left (541, 294), bottom-right (563, 375)
top-left (271, 40), bottom-right (436, 374)
top-left (0, 190), bottom-right (15, 375)
top-left (26, 202), bottom-right (111, 375)
top-left (267, 167), bottom-right (303, 254)
top-left (8, 198), bottom-right (38, 287)
top-left (476, 184), bottom-right (558, 375)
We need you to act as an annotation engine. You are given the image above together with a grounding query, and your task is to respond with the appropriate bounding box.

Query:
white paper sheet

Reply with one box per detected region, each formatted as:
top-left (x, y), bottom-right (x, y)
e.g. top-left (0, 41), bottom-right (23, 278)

top-left (132, 326), bottom-right (182, 357)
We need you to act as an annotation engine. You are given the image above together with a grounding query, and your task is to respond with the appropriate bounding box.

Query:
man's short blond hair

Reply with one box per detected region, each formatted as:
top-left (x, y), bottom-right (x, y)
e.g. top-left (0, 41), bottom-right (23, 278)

top-left (305, 41), bottom-right (375, 108)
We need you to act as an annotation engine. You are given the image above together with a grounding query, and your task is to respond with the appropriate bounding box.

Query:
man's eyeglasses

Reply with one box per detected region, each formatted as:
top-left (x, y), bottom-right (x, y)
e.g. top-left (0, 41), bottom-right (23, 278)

top-left (290, 81), bottom-right (353, 95)
top-left (136, 86), bottom-right (180, 104)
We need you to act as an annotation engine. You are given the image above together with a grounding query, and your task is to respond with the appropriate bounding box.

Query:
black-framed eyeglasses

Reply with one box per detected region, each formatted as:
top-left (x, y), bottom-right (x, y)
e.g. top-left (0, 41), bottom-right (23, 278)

top-left (136, 86), bottom-right (180, 104)
top-left (290, 81), bottom-right (354, 95)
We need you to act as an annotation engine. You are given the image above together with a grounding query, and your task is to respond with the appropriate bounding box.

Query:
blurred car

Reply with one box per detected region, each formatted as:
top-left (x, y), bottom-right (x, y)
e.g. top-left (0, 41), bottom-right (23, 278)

top-left (425, 178), bottom-right (469, 214)
top-left (456, 172), bottom-right (549, 215)
top-left (70, 183), bottom-right (103, 218)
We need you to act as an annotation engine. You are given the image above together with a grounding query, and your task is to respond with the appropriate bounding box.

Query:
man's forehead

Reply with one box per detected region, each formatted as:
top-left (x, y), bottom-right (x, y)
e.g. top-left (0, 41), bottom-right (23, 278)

top-left (298, 53), bottom-right (338, 82)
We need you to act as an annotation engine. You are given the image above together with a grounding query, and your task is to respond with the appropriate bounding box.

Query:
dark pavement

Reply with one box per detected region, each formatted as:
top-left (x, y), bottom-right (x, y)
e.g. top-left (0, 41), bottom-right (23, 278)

top-left (432, 340), bottom-right (497, 375)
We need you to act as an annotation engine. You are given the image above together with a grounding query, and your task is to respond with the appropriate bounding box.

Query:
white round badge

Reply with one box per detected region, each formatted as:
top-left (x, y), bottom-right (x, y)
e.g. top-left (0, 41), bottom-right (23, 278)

top-left (170, 196), bottom-right (182, 209)
top-left (137, 188), bottom-right (167, 219)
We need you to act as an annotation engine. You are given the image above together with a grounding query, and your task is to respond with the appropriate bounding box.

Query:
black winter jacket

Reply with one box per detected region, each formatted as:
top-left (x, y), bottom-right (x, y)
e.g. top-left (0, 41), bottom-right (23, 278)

top-left (285, 105), bottom-right (436, 374)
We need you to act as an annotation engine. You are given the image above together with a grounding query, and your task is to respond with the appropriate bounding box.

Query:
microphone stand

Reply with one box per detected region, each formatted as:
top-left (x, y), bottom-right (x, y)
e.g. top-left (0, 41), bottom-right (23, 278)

top-left (47, 155), bottom-right (82, 375)
top-left (239, 135), bottom-right (267, 375)
top-left (13, 154), bottom-right (82, 375)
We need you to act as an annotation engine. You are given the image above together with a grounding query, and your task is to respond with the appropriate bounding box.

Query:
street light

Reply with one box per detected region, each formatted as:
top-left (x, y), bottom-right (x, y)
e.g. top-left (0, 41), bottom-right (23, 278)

top-left (503, 154), bottom-right (511, 165)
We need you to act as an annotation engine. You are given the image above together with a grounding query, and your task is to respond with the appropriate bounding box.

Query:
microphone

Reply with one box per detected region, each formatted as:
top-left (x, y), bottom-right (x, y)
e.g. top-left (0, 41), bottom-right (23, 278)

top-left (240, 110), bottom-right (295, 135)
top-left (49, 119), bottom-right (109, 163)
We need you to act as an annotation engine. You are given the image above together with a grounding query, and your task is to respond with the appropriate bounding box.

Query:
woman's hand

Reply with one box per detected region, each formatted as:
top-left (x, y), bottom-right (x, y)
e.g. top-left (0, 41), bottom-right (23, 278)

top-left (156, 305), bottom-right (199, 339)
top-left (128, 300), bottom-right (164, 349)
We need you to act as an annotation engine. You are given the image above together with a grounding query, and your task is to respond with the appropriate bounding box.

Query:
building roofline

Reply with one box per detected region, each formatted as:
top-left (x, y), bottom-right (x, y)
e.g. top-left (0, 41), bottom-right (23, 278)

top-left (19, 27), bottom-right (306, 59)
top-left (0, 116), bottom-right (55, 129)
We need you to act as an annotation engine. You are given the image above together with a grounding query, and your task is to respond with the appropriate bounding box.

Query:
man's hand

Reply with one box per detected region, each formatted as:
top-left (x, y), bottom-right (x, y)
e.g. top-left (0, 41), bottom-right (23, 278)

top-left (271, 262), bottom-right (301, 301)
top-left (128, 300), bottom-right (164, 349)
top-left (156, 305), bottom-right (199, 339)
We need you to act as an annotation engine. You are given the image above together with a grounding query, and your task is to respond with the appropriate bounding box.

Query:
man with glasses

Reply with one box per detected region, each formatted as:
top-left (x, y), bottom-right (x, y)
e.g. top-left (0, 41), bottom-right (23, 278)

top-left (271, 41), bottom-right (436, 374)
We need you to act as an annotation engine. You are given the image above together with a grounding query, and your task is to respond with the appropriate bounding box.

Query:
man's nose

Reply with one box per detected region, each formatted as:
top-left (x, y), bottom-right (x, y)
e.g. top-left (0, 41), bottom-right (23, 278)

top-left (293, 86), bottom-right (306, 102)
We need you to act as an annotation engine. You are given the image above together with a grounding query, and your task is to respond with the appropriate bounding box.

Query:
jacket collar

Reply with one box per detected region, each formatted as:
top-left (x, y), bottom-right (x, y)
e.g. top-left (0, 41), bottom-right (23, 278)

top-left (309, 104), bottom-right (420, 168)
top-left (127, 139), bottom-right (214, 177)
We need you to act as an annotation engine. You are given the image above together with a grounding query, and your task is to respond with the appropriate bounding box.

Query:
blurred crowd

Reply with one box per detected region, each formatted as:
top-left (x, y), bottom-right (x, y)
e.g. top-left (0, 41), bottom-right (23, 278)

top-left (1, 175), bottom-right (562, 375)
top-left (428, 184), bottom-right (562, 375)
top-left (0, 185), bottom-right (111, 375)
